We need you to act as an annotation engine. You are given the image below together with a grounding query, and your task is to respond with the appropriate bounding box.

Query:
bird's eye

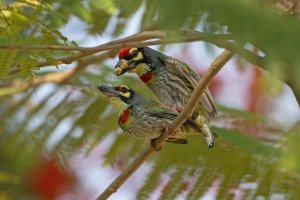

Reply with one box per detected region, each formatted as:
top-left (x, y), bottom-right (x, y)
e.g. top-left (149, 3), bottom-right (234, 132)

top-left (119, 87), bottom-right (128, 93)
top-left (131, 50), bottom-right (138, 57)
top-left (121, 88), bottom-right (126, 93)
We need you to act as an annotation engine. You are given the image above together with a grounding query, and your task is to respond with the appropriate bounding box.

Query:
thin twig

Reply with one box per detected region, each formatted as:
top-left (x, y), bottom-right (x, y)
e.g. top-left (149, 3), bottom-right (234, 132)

top-left (8, 31), bottom-right (262, 76)
top-left (96, 49), bottom-right (234, 200)
top-left (8, 31), bottom-right (163, 75)
top-left (0, 31), bottom-right (222, 51)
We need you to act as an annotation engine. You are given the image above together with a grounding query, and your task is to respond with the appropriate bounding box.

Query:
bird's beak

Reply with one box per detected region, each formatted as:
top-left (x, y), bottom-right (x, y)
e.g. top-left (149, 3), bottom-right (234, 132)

top-left (113, 59), bottom-right (135, 76)
top-left (98, 85), bottom-right (129, 110)
top-left (97, 85), bottom-right (119, 98)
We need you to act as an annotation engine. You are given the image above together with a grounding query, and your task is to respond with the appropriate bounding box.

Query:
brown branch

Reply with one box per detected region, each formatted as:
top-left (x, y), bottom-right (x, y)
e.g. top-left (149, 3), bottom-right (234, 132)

top-left (96, 49), bottom-right (234, 200)
top-left (8, 31), bottom-right (262, 76)
top-left (7, 31), bottom-right (164, 75)
top-left (0, 31), bottom-right (222, 51)
top-left (0, 31), bottom-right (165, 51)
top-left (0, 44), bottom-right (85, 51)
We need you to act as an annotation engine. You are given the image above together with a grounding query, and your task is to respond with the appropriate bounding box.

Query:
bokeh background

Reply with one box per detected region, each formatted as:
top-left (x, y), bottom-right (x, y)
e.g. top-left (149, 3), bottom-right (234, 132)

top-left (1, 0), bottom-right (300, 199)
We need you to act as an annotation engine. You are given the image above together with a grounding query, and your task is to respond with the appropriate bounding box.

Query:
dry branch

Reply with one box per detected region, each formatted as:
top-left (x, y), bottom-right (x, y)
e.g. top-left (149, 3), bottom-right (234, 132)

top-left (96, 49), bottom-right (234, 200)
top-left (8, 31), bottom-right (262, 76)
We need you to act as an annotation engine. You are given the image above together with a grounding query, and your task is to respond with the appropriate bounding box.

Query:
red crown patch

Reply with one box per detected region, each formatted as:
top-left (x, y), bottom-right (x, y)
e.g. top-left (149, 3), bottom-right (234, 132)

top-left (118, 48), bottom-right (131, 59)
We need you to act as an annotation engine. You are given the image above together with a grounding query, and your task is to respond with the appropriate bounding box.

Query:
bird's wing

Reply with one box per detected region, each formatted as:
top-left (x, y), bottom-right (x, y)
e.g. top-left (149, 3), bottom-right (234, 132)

top-left (163, 57), bottom-right (217, 119)
top-left (143, 103), bottom-right (178, 121)
top-left (144, 105), bottom-right (205, 135)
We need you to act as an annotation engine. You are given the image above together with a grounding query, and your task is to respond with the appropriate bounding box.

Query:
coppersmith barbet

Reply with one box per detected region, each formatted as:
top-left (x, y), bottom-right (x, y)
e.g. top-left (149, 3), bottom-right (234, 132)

top-left (113, 47), bottom-right (217, 147)
top-left (98, 85), bottom-right (214, 148)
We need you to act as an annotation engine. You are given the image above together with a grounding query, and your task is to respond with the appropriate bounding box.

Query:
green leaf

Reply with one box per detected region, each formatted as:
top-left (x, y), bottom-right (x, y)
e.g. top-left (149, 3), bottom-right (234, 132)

top-left (0, 50), bottom-right (18, 78)
top-left (19, 56), bottom-right (40, 73)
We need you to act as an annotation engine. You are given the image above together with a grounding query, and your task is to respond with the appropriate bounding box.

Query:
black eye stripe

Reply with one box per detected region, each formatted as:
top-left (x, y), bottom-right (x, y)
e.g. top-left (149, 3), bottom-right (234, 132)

top-left (131, 50), bottom-right (138, 57)
top-left (121, 88), bottom-right (127, 93)
top-left (115, 86), bottom-right (129, 93)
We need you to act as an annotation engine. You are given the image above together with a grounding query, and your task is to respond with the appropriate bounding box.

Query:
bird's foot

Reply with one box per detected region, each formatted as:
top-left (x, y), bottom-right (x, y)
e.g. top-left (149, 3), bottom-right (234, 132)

top-left (173, 106), bottom-right (183, 113)
top-left (163, 124), bottom-right (179, 136)
top-left (150, 139), bottom-right (162, 151)
top-left (171, 129), bottom-right (180, 136)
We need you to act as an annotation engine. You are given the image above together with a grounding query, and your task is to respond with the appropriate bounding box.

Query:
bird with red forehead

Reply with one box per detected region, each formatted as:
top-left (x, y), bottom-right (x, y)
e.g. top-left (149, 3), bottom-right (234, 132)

top-left (113, 46), bottom-right (217, 148)
top-left (118, 48), bottom-right (131, 59)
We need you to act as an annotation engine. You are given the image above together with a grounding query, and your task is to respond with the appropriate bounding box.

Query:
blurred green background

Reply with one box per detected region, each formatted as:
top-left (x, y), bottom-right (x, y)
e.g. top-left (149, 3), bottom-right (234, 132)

top-left (0, 0), bottom-right (300, 199)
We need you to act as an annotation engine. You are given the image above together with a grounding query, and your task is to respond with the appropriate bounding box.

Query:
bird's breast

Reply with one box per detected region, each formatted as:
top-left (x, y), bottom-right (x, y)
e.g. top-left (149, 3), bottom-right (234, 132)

top-left (139, 71), bottom-right (154, 84)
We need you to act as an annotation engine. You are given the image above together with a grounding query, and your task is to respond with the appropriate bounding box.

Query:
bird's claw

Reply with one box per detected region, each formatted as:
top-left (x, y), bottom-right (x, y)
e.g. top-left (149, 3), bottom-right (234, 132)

top-left (163, 124), bottom-right (179, 136)
top-left (151, 139), bottom-right (162, 151)
top-left (173, 106), bottom-right (183, 113)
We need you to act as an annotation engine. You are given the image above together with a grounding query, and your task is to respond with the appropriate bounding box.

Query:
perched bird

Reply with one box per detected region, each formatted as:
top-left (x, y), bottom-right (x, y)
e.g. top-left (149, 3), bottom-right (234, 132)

top-left (98, 85), bottom-right (212, 149)
top-left (113, 47), bottom-right (217, 148)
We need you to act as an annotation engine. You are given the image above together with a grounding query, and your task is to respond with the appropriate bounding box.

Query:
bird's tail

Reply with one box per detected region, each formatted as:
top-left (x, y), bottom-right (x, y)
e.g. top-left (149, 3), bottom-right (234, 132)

top-left (193, 114), bottom-right (217, 148)
top-left (202, 123), bottom-right (218, 148)
top-left (184, 115), bottom-right (217, 148)
top-left (202, 123), bottom-right (217, 148)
